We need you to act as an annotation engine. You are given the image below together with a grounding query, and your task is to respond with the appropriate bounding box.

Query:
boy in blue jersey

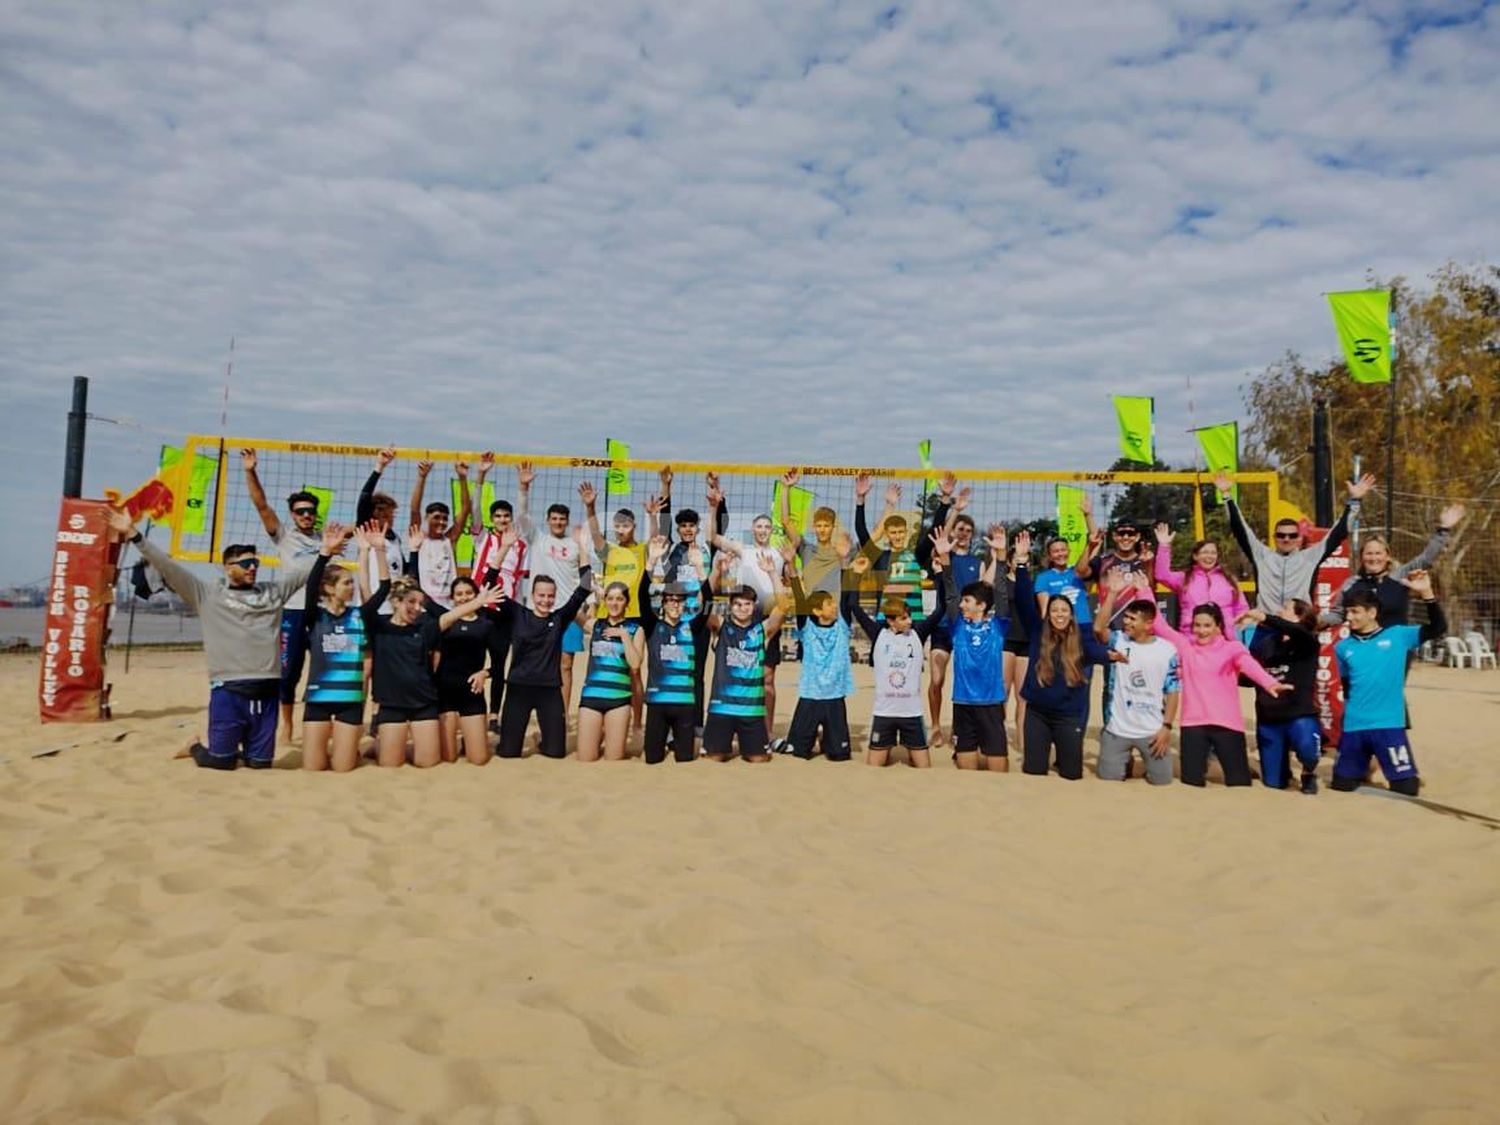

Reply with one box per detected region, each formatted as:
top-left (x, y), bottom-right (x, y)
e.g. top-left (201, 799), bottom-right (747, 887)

top-left (703, 560), bottom-right (788, 763)
top-left (786, 589), bottom-right (855, 761)
top-left (1333, 573), bottom-right (1446, 795)
top-left (931, 524), bottom-right (1010, 772)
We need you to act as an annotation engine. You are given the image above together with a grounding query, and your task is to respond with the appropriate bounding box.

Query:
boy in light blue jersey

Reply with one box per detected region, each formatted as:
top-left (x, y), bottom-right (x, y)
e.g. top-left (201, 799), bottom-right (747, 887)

top-left (931, 524), bottom-right (1010, 772)
top-left (786, 589), bottom-right (855, 761)
top-left (1332, 573), bottom-right (1446, 796)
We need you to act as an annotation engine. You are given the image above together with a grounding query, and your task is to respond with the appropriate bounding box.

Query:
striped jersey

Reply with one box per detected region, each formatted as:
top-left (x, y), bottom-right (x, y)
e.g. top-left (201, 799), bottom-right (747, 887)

top-left (646, 618), bottom-right (697, 706)
top-left (306, 605), bottom-right (367, 704)
top-left (581, 619), bottom-right (640, 704)
top-left (709, 615), bottom-right (768, 718)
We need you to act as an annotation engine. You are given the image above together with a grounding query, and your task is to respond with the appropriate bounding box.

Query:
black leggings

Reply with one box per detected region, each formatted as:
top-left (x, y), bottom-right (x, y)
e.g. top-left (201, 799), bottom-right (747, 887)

top-left (1179, 725), bottom-right (1250, 787)
top-left (497, 683), bottom-right (566, 759)
top-left (644, 704), bottom-right (697, 764)
top-left (1022, 707), bottom-right (1086, 780)
top-left (488, 621), bottom-right (512, 718)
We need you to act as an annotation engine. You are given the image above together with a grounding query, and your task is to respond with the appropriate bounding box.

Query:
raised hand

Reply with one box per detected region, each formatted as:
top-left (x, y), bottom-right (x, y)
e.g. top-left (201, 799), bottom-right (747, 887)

top-left (756, 551), bottom-right (779, 577)
top-left (706, 482), bottom-right (724, 508)
top-left (358, 521), bottom-right (385, 550)
top-left (239, 448), bottom-right (258, 472)
top-left (834, 529), bottom-right (853, 557)
top-left (577, 481), bottom-right (597, 507)
top-left (517, 461), bottom-right (535, 490)
top-left (407, 524), bottom-right (425, 551)
top-left (479, 585), bottom-right (506, 608)
top-left (854, 472), bottom-right (872, 500)
top-left (647, 535), bottom-right (669, 567)
top-left (1347, 472), bottom-right (1376, 501)
top-left (1080, 492), bottom-right (1094, 517)
top-left (953, 486), bottom-right (972, 513)
top-left (1439, 503), bottom-right (1466, 529)
top-left (781, 468), bottom-right (801, 489)
top-left (777, 540), bottom-right (796, 566)
top-left (706, 471), bottom-right (720, 494)
top-left (477, 451), bottom-right (495, 479)
top-left (884, 481), bottom-right (902, 507)
top-left (644, 493), bottom-right (664, 518)
top-left (375, 447), bottom-right (396, 471)
top-left (320, 522), bottom-right (348, 554)
top-left (416, 459), bottom-right (434, 478)
top-left (1013, 529), bottom-right (1032, 559)
top-left (1155, 521), bottom-right (1173, 545)
top-left (930, 524), bottom-right (952, 557)
top-left (500, 527), bottom-right (520, 551)
top-left (1403, 569), bottom-right (1434, 600)
top-left (1105, 568), bottom-right (1130, 594)
top-left (986, 523), bottom-right (1007, 555)
top-left (850, 554), bottom-right (872, 576)
top-left (1213, 471), bottom-right (1234, 495)
top-left (939, 471), bottom-right (958, 498)
top-left (104, 505), bottom-right (137, 538)
top-left (658, 464), bottom-right (673, 492)
top-left (454, 459), bottom-right (470, 479)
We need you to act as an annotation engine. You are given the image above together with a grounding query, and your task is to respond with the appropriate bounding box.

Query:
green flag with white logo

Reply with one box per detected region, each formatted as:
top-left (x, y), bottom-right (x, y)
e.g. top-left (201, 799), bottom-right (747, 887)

top-left (1327, 290), bottom-right (1392, 384)
top-left (1112, 396), bottom-right (1154, 464)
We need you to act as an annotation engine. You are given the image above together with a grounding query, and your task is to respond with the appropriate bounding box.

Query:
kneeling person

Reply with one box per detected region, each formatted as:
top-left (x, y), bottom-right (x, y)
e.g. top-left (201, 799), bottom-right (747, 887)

top-left (786, 589), bottom-right (855, 761)
top-left (1094, 575), bottom-right (1180, 785)
top-left (704, 570), bottom-right (788, 763)
top-left (848, 588), bottom-right (944, 767)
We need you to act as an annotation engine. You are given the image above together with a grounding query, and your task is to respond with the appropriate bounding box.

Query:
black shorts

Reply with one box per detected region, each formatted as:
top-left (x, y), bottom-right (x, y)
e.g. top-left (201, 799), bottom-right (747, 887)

top-left (953, 702), bottom-right (1007, 756)
top-left (703, 713), bottom-right (770, 758)
top-left (929, 625), bottom-right (954, 654)
top-left (1004, 638), bottom-right (1029, 656)
top-left (764, 636), bottom-right (782, 668)
top-left (375, 703), bottom-right (441, 725)
top-left (438, 680), bottom-right (488, 716)
top-left (787, 697), bottom-right (852, 761)
top-left (303, 701), bottom-right (365, 726)
top-left (579, 696), bottom-right (631, 714)
top-left (869, 714), bottom-right (928, 749)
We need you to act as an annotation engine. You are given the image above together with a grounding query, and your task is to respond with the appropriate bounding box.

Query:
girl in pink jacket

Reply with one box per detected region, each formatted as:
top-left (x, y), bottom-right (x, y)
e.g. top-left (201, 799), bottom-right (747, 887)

top-left (1152, 599), bottom-right (1289, 787)
top-left (1153, 523), bottom-right (1250, 632)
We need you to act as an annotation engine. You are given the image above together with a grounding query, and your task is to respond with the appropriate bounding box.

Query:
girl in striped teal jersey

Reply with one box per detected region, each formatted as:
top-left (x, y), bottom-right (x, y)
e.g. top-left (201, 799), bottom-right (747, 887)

top-left (577, 581), bottom-right (645, 762)
top-left (301, 534), bottom-right (367, 772)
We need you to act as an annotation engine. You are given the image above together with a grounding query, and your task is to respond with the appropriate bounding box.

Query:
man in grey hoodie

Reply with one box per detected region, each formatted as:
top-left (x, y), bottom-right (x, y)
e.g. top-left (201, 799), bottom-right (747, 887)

top-left (107, 506), bottom-right (336, 769)
top-left (1218, 470), bottom-right (1376, 614)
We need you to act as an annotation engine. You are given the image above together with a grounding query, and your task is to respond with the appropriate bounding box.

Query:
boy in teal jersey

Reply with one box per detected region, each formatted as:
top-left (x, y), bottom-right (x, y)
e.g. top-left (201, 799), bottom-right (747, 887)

top-left (638, 537), bottom-right (714, 764)
top-left (786, 589), bottom-right (855, 760)
top-left (703, 556), bottom-right (789, 763)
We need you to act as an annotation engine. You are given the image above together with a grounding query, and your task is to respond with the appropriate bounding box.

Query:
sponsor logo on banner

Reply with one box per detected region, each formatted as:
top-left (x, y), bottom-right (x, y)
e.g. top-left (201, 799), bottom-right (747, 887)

top-left (38, 499), bottom-right (117, 722)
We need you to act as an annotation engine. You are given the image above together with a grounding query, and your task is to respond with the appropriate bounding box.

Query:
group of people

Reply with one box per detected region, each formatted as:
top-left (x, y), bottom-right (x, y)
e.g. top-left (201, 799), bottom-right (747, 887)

top-left (107, 448), bottom-right (1465, 797)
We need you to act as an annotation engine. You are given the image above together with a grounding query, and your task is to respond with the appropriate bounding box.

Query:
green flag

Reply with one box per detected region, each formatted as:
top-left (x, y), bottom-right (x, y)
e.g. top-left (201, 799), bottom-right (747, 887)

top-left (1327, 290), bottom-right (1392, 384)
top-left (299, 485), bottom-right (335, 532)
top-left (1112, 396), bottom-right (1154, 463)
top-left (1195, 422), bottom-right (1239, 501)
top-left (917, 439), bottom-right (939, 490)
top-left (772, 480), bottom-right (815, 559)
top-left (452, 478), bottom-right (494, 568)
top-left (1056, 485), bottom-right (1088, 566)
top-left (606, 438), bottom-right (630, 496)
top-left (158, 444), bottom-right (218, 536)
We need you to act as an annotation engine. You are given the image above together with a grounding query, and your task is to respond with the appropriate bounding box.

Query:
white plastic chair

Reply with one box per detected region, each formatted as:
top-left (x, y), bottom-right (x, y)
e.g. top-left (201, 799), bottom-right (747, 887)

top-left (1443, 637), bottom-right (1473, 668)
top-left (1464, 632), bottom-right (1497, 670)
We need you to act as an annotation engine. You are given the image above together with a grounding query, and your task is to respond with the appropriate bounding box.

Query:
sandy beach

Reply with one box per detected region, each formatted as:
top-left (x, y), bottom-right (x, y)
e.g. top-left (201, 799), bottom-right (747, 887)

top-left (3, 650), bottom-right (1498, 1123)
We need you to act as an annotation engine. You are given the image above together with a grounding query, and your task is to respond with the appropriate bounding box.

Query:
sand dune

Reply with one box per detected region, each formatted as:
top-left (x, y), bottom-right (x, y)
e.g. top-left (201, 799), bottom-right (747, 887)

top-left (3, 651), bottom-right (1498, 1123)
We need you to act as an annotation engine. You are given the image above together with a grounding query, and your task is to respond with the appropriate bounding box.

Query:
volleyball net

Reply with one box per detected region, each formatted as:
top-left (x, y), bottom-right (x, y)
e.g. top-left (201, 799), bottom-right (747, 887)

top-left (156, 435), bottom-right (1284, 586)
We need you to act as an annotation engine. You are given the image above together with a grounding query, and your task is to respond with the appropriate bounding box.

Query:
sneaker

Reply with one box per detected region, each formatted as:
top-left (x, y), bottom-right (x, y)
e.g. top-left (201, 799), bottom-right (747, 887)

top-left (1300, 772), bottom-right (1318, 795)
top-left (769, 737), bottom-right (792, 755)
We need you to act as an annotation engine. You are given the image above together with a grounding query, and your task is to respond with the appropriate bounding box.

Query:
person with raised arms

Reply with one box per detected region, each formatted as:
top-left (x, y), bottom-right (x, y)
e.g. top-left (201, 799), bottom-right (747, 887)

top-left (784, 578), bottom-right (856, 762)
top-left (1148, 584), bottom-right (1291, 788)
top-left (1219, 469), bottom-right (1375, 615)
top-left (1242, 600), bottom-right (1323, 793)
top-left (705, 476), bottom-right (787, 739)
top-left (298, 526), bottom-right (369, 772)
top-left (493, 525), bottom-right (595, 760)
top-left (854, 475), bottom-right (935, 625)
top-left (929, 523), bottom-right (1010, 772)
top-left (702, 555), bottom-right (789, 764)
top-left (468, 451), bottom-right (529, 730)
top-left (779, 467), bottom-right (856, 640)
top-left (1012, 530), bottom-right (1120, 781)
top-left (358, 524), bottom-right (502, 769)
top-left (109, 504), bottom-right (324, 770)
top-left (575, 581), bottom-right (646, 762)
top-left (1032, 533), bottom-right (1094, 629)
top-left (1000, 542), bottom-right (1031, 747)
top-left (1332, 572), bottom-right (1447, 796)
top-left (1152, 522), bottom-right (1248, 632)
top-left (407, 457), bottom-right (473, 611)
top-left (355, 446), bottom-right (407, 606)
top-left (638, 535), bottom-right (715, 764)
top-left (925, 474), bottom-right (982, 749)
top-left (1093, 570), bottom-right (1181, 786)
top-left (241, 447), bottom-right (326, 744)
top-left (1322, 503), bottom-right (1465, 627)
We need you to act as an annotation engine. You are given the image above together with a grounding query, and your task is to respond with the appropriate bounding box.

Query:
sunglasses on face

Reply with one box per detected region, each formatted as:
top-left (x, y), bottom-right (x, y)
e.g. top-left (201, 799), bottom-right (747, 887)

top-left (291, 507), bottom-right (317, 517)
top-left (1274, 531), bottom-right (1300, 541)
top-left (1114, 530), bottom-right (1140, 537)
top-left (229, 557), bottom-right (261, 569)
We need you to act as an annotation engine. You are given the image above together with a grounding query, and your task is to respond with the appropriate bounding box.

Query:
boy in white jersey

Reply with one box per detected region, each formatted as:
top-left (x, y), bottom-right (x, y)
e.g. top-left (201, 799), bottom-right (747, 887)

top-left (846, 583), bottom-right (945, 767)
top-left (407, 457), bottom-right (472, 610)
top-left (705, 479), bottom-right (787, 737)
top-left (1093, 570), bottom-right (1181, 784)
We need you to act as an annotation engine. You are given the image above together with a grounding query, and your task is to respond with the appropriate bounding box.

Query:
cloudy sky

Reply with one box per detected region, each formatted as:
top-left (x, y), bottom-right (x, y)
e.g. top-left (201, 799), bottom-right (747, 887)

top-left (3, 0), bottom-right (1497, 581)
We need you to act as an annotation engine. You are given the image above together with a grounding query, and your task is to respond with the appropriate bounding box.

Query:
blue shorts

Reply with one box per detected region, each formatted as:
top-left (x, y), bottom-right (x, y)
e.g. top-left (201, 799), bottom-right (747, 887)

top-left (562, 621), bottom-right (585, 654)
top-left (208, 682), bottom-right (278, 766)
top-left (1335, 727), bottom-right (1418, 783)
top-left (1256, 715), bottom-right (1322, 788)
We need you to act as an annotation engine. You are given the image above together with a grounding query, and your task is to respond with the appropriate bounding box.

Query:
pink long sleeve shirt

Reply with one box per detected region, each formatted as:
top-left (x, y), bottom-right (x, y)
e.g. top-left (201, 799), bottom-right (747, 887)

top-left (1154, 552), bottom-right (1250, 631)
top-left (1152, 617), bottom-right (1279, 731)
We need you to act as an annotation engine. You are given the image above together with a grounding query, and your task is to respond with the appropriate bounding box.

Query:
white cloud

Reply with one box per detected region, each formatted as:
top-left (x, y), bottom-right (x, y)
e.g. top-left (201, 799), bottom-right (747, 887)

top-left (2, 0), bottom-right (1497, 579)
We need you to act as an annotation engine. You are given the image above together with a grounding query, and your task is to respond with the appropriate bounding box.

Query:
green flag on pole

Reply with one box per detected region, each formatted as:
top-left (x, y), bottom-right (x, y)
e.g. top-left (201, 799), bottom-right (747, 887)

top-left (606, 438), bottom-right (630, 496)
top-left (917, 439), bottom-right (939, 490)
top-left (1195, 422), bottom-right (1239, 501)
top-left (771, 480), bottom-right (814, 559)
top-left (1112, 396), bottom-right (1155, 463)
top-left (1056, 485), bottom-right (1088, 566)
top-left (299, 485), bottom-right (335, 532)
top-left (1327, 290), bottom-right (1392, 384)
top-left (452, 478), bottom-right (493, 568)
top-left (158, 445), bottom-right (218, 536)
